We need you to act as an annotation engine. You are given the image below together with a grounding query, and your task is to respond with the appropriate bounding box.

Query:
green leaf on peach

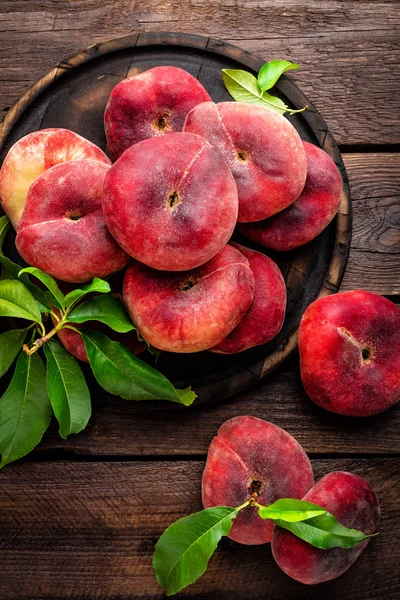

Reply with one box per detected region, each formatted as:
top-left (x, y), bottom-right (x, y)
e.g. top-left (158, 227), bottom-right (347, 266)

top-left (266, 502), bottom-right (378, 549)
top-left (258, 498), bottom-right (326, 522)
top-left (69, 295), bottom-right (134, 333)
top-left (153, 506), bottom-right (238, 596)
top-left (82, 330), bottom-right (196, 405)
top-left (64, 278), bottom-right (111, 309)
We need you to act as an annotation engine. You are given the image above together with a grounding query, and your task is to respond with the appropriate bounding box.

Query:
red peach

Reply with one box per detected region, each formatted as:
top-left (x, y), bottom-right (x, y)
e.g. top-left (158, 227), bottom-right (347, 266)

top-left (202, 416), bottom-right (314, 545)
top-left (16, 160), bottom-right (129, 283)
top-left (122, 245), bottom-right (255, 353)
top-left (103, 132), bottom-right (238, 271)
top-left (104, 66), bottom-right (211, 159)
top-left (0, 128), bottom-right (111, 228)
top-left (272, 471), bottom-right (380, 584)
top-left (239, 141), bottom-right (343, 250)
top-left (184, 101), bottom-right (307, 222)
top-left (210, 243), bottom-right (286, 353)
top-left (298, 290), bottom-right (400, 416)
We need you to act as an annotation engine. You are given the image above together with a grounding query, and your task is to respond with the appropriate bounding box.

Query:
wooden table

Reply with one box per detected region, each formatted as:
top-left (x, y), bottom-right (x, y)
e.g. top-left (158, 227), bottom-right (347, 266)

top-left (0, 2), bottom-right (399, 599)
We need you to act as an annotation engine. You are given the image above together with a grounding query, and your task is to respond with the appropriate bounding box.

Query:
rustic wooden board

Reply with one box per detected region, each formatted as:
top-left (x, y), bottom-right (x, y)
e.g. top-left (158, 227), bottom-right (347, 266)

top-left (36, 357), bottom-right (400, 457)
top-left (0, 31), bottom-right (352, 404)
top-left (0, 1), bottom-right (399, 146)
top-left (0, 459), bottom-right (398, 599)
top-left (341, 154), bottom-right (400, 295)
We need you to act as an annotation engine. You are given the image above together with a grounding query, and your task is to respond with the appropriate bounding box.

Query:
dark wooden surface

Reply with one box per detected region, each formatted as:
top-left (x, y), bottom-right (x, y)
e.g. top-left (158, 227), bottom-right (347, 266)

top-left (0, 2), bottom-right (399, 599)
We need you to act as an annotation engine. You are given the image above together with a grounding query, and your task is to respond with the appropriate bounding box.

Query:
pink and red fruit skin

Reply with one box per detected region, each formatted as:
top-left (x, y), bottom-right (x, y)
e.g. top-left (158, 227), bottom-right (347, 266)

top-left (299, 290), bottom-right (400, 416)
top-left (16, 160), bottom-right (129, 283)
top-left (0, 128), bottom-right (111, 229)
top-left (184, 101), bottom-right (307, 222)
top-left (122, 245), bottom-right (255, 353)
top-left (239, 141), bottom-right (343, 251)
top-left (104, 66), bottom-right (211, 159)
top-left (272, 471), bottom-right (380, 584)
top-left (202, 416), bottom-right (314, 545)
top-left (102, 132), bottom-right (238, 272)
top-left (211, 243), bottom-right (287, 353)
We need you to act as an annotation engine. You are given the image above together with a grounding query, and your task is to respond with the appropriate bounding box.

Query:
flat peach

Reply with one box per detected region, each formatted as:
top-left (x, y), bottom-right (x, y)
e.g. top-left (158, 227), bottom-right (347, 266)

top-left (299, 291), bottom-right (400, 416)
top-left (239, 141), bottom-right (343, 250)
top-left (0, 128), bottom-right (110, 228)
top-left (184, 101), bottom-right (307, 222)
top-left (272, 471), bottom-right (380, 584)
top-left (16, 160), bottom-right (129, 283)
top-left (103, 132), bottom-right (238, 271)
top-left (202, 416), bottom-right (314, 545)
top-left (122, 245), bottom-right (255, 353)
top-left (211, 243), bottom-right (286, 353)
top-left (104, 66), bottom-right (211, 159)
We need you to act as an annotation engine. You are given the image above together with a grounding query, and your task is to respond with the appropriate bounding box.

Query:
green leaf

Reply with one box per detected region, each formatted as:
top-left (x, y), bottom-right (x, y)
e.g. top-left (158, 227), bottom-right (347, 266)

top-left (19, 267), bottom-right (65, 310)
top-left (69, 295), bottom-right (135, 333)
top-left (0, 328), bottom-right (29, 378)
top-left (44, 339), bottom-right (91, 439)
top-left (258, 59), bottom-right (300, 92)
top-left (64, 278), bottom-right (111, 309)
top-left (153, 506), bottom-right (238, 596)
top-left (222, 68), bottom-right (307, 115)
top-left (0, 216), bottom-right (50, 312)
top-left (274, 511), bottom-right (377, 550)
top-left (0, 279), bottom-right (42, 323)
top-left (0, 352), bottom-right (52, 468)
top-left (82, 330), bottom-right (196, 405)
top-left (258, 498), bottom-right (326, 522)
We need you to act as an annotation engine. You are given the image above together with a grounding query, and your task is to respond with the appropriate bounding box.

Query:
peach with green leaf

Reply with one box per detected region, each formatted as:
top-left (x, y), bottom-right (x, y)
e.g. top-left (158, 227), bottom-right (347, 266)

top-left (202, 416), bottom-right (314, 544)
top-left (272, 471), bottom-right (380, 584)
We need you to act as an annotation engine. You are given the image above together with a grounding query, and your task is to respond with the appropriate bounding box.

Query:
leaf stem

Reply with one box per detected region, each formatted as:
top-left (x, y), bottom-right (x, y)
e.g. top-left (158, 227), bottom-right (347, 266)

top-left (23, 318), bottom-right (69, 356)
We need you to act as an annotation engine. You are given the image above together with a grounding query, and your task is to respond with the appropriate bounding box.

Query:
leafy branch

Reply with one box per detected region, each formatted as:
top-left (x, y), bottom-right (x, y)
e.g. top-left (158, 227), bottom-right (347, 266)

top-left (0, 215), bottom-right (196, 468)
top-left (153, 495), bottom-right (377, 595)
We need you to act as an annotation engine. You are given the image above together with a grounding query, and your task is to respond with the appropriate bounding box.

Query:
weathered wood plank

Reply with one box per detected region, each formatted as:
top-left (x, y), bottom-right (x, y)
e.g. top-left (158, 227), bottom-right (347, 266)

top-left (0, 1), bottom-right (399, 145)
top-left (37, 356), bottom-right (400, 457)
top-left (0, 458), bottom-right (398, 599)
top-left (341, 153), bottom-right (400, 294)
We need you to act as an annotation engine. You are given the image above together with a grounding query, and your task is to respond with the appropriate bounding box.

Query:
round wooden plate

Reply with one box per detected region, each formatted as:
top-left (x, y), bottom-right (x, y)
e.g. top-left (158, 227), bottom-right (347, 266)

top-left (0, 32), bottom-right (351, 404)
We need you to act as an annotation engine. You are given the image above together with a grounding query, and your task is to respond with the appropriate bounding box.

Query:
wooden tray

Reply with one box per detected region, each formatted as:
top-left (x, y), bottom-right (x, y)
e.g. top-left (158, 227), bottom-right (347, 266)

top-left (0, 32), bottom-right (352, 403)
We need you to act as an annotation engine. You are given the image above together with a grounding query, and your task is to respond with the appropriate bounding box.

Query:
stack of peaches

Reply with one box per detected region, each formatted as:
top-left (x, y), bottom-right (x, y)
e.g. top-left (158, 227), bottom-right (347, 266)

top-left (0, 66), bottom-right (342, 356)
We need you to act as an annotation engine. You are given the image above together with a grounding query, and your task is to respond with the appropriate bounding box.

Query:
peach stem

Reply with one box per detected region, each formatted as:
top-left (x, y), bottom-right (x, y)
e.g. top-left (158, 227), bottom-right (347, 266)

top-left (22, 318), bottom-right (70, 356)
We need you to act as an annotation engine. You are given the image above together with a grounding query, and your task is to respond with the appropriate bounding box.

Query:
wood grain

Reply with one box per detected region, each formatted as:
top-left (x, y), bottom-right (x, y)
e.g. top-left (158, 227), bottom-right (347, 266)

top-left (342, 154), bottom-right (400, 294)
top-left (0, 458), bottom-right (398, 599)
top-left (0, 1), bottom-right (399, 145)
top-left (37, 356), bottom-right (400, 457)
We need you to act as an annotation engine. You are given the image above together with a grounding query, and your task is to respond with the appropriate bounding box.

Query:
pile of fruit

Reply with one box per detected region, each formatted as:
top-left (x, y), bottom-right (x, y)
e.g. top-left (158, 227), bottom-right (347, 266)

top-left (0, 65), bottom-right (342, 356)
